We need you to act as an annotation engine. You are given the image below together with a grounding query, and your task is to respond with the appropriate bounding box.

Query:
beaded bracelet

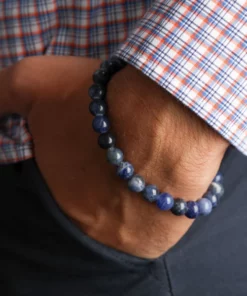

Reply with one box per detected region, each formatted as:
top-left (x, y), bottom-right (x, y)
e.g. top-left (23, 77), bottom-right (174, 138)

top-left (88, 57), bottom-right (224, 219)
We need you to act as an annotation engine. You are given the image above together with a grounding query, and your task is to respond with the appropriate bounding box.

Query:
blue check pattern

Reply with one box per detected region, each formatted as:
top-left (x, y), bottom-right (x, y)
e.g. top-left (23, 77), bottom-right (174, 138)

top-left (0, 0), bottom-right (247, 163)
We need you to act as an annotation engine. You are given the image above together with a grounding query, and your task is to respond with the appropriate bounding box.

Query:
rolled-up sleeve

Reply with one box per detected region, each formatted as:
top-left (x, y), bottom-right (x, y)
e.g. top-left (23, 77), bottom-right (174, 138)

top-left (116, 0), bottom-right (247, 155)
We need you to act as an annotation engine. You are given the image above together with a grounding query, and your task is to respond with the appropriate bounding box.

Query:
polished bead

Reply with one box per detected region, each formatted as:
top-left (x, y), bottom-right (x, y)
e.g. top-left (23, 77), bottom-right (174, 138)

top-left (92, 116), bottom-right (110, 133)
top-left (89, 100), bottom-right (107, 116)
top-left (100, 60), bottom-right (110, 70)
top-left (128, 175), bottom-right (145, 192)
top-left (93, 69), bottom-right (110, 85)
top-left (117, 162), bottom-right (134, 180)
top-left (171, 198), bottom-right (188, 216)
top-left (143, 185), bottom-right (159, 202)
top-left (185, 201), bottom-right (199, 219)
top-left (107, 148), bottom-right (124, 165)
top-left (88, 84), bottom-right (106, 100)
top-left (197, 198), bottom-right (213, 216)
top-left (204, 191), bottom-right (218, 208)
top-left (209, 182), bottom-right (224, 199)
top-left (108, 57), bottom-right (126, 74)
top-left (157, 193), bottom-right (174, 211)
top-left (98, 133), bottom-right (115, 149)
top-left (213, 172), bottom-right (223, 183)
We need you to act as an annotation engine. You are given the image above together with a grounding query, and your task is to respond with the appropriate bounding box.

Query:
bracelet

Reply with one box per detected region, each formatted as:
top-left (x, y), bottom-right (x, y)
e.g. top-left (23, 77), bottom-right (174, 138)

top-left (88, 57), bottom-right (224, 219)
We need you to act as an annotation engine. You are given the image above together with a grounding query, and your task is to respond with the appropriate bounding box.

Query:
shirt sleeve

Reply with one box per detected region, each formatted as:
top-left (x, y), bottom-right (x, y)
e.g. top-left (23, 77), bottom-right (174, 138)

top-left (115, 0), bottom-right (247, 155)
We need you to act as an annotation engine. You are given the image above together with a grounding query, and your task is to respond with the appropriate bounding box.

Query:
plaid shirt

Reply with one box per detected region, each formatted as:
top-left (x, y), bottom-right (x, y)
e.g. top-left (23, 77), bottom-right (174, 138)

top-left (0, 0), bottom-right (247, 163)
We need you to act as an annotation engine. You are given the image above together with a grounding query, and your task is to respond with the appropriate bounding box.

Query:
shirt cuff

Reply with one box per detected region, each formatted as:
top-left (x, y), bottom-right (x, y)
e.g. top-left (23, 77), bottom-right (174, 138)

top-left (116, 0), bottom-right (247, 155)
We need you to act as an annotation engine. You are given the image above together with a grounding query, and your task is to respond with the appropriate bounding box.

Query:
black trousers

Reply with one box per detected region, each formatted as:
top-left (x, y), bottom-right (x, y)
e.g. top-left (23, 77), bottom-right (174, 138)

top-left (1, 147), bottom-right (247, 296)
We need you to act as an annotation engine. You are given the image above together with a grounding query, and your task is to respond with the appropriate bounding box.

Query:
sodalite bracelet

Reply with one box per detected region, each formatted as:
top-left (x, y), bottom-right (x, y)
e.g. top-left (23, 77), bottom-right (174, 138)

top-left (88, 56), bottom-right (225, 219)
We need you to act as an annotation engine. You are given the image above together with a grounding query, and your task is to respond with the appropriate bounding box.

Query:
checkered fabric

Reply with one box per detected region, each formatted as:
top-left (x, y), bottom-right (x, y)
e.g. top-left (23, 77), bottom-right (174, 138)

top-left (0, 0), bottom-right (247, 163)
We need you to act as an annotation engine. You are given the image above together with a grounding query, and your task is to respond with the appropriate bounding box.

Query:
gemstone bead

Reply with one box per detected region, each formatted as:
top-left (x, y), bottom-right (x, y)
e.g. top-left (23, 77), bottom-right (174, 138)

top-left (171, 198), bottom-right (188, 216)
top-left (89, 100), bottom-right (107, 116)
top-left (88, 84), bottom-right (106, 100)
top-left (117, 162), bottom-right (134, 180)
top-left (92, 116), bottom-right (110, 133)
top-left (204, 191), bottom-right (218, 208)
top-left (100, 60), bottom-right (110, 70)
top-left (128, 175), bottom-right (145, 192)
top-left (197, 198), bottom-right (213, 216)
top-left (98, 133), bottom-right (115, 149)
top-left (213, 172), bottom-right (223, 183)
top-left (107, 148), bottom-right (124, 165)
top-left (108, 57), bottom-right (126, 74)
top-left (209, 182), bottom-right (224, 199)
top-left (157, 193), bottom-right (174, 211)
top-left (143, 185), bottom-right (159, 202)
top-left (185, 201), bottom-right (199, 219)
top-left (93, 69), bottom-right (110, 85)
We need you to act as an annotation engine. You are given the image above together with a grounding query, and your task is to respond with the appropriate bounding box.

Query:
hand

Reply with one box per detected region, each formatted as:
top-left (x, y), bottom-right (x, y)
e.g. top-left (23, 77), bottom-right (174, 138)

top-left (4, 56), bottom-right (229, 258)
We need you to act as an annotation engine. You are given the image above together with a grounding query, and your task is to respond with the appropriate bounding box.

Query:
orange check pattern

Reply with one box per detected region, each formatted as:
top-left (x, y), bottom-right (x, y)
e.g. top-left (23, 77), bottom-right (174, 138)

top-left (0, 0), bottom-right (247, 163)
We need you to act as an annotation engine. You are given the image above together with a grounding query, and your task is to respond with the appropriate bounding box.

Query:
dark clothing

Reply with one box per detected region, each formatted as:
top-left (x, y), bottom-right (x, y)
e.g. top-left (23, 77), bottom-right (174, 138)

top-left (1, 147), bottom-right (246, 296)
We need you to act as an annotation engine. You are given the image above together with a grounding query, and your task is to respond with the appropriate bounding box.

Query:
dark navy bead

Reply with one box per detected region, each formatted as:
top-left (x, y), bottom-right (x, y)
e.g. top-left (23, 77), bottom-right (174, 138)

top-left (100, 60), bottom-right (110, 70)
top-left (197, 198), bottom-right (213, 216)
top-left (92, 116), bottom-right (110, 133)
top-left (128, 175), bottom-right (145, 192)
top-left (204, 191), bottom-right (218, 208)
top-left (89, 100), bottom-right (107, 116)
top-left (108, 57), bottom-right (126, 74)
top-left (107, 148), bottom-right (124, 165)
top-left (98, 133), bottom-right (115, 149)
top-left (88, 84), bottom-right (106, 100)
top-left (157, 193), bottom-right (174, 211)
top-left (143, 185), bottom-right (159, 202)
top-left (209, 182), bottom-right (224, 199)
top-left (185, 201), bottom-right (199, 219)
top-left (93, 69), bottom-right (110, 85)
top-left (213, 172), bottom-right (223, 183)
top-left (117, 162), bottom-right (134, 180)
top-left (171, 198), bottom-right (188, 216)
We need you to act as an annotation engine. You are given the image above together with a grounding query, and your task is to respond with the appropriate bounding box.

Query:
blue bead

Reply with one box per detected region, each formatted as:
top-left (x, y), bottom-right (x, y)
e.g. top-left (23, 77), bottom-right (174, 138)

top-left (143, 185), bottom-right (159, 202)
top-left (92, 116), bottom-right (110, 133)
top-left (98, 133), bottom-right (115, 149)
top-left (213, 172), bottom-right (223, 183)
top-left (117, 162), bottom-right (134, 180)
top-left (108, 57), bottom-right (126, 74)
top-left (89, 100), bottom-right (107, 116)
top-left (93, 69), bottom-right (110, 85)
top-left (185, 201), bottom-right (199, 219)
top-left (107, 148), bottom-right (124, 165)
top-left (204, 191), bottom-right (218, 208)
top-left (209, 182), bottom-right (224, 199)
top-left (88, 84), bottom-right (106, 100)
top-left (128, 175), bottom-right (145, 192)
top-left (171, 198), bottom-right (188, 216)
top-left (197, 198), bottom-right (213, 216)
top-left (156, 193), bottom-right (174, 211)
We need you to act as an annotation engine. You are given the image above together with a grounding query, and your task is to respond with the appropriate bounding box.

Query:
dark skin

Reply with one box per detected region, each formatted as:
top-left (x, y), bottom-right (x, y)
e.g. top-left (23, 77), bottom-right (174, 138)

top-left (1, 56), bottom-right (228, 258)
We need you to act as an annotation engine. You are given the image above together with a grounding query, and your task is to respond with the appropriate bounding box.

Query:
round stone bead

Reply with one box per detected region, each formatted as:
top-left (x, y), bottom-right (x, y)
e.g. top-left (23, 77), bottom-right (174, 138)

top-left (107, 148), bottom-right (124, 166)
top-left (197, 198), bottom-right (213, 216)
top-left (143, 185), bottom-right (159, 202)
top-left (156, 193), bottom-right (174, 211)
top-left (204, 191), bottom-right (218, 208)
top-left (185, 201), bottom-right (199, 219)
top-left (213, 172), bottom-right (223, 184)
top-left (98, 133), bottom-right (115, 149)
top-left (108, 57), bottom-right (126, 74)
top-left (128, 175), bottom-right (145, 193)
top-left (88, 84), bottom-right (106, 100)
top-left (89, 100), bottom-right (107, 116)
top-left (171, 198), bottom-right (188, 216)
top-left (100, 60), bottom-right (110, 70)
top-left (117, 162), bottom-right (134, 180)
top-left (209, 182), bottom-right (224, 199)
top-left (93, 69), bottom-right (110, 85)
top-left (92, 116), bottom-right (110, 134)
